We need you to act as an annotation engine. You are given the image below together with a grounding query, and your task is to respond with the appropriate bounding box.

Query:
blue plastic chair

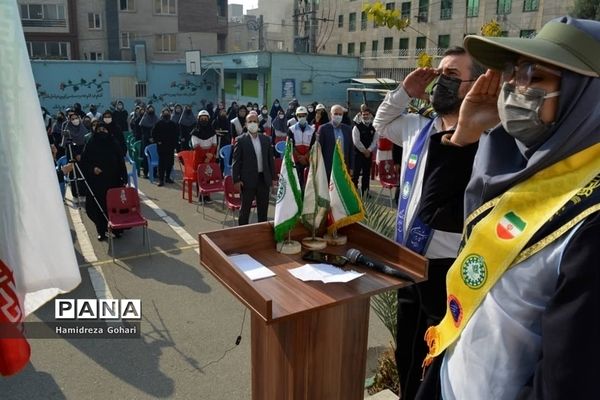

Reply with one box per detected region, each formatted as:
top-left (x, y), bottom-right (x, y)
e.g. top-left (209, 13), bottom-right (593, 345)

top-left (56, 156), bottom-right (68, 199)
top-left (275, 140), bottom-right (286, 156)
top-left (144, 144), bottom-right (159, 183)
top-left (219, 144), bottom-right (233, 176)
top-left (125, 155), bottom-right (139, 189)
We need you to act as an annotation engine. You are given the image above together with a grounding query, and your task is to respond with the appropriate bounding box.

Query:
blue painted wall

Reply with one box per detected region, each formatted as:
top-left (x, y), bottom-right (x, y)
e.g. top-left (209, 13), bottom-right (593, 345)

top-left (31, 52), bottom-right (360, 115)
top-left (32, 60), bottom-right (217, 114)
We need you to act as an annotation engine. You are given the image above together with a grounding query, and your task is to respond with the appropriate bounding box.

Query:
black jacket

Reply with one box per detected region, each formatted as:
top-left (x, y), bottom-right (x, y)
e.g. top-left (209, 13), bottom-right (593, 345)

top-left (232, 134), bottom-right (274, 188)
top-left (152, 119), bottom-right (179, 150)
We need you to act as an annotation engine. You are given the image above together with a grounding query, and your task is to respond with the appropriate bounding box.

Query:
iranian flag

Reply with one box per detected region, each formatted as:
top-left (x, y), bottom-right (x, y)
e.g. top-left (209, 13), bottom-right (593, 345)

top-left (0, 2), bottom-right (81, 375)
top-left (274, 139), bottom-right (302, 241)
top-left (327, 140), bottom-right (365, 234)
top-left (496, 211), bottom-right (527, 240)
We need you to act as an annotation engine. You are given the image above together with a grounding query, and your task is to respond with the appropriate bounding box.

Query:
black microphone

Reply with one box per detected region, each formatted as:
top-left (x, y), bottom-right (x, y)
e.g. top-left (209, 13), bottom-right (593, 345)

top-left (346, 248), bottom-right (415, 282)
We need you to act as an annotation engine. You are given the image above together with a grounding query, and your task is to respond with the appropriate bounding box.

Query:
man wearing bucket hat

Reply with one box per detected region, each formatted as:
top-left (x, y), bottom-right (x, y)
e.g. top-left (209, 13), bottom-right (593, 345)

top-left (373, 45), bottom-right (485, 400)
top-left (415, 16), bottom-right (600, 400)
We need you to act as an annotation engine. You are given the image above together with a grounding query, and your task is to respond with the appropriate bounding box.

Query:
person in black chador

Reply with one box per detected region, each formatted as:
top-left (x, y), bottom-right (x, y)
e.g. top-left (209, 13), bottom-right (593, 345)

top-left (80, 122), bottom-right (128, 241)
top-left (152, 107), bottom-right (179, 186)
top-left (178, 105), bottom-right (196, 150)
top-left (139, 105), bottom-right (159, 178)
top-left (102, 110), bottom-right (126, 157)
top-left (112, 100), bottom-right (129, 133)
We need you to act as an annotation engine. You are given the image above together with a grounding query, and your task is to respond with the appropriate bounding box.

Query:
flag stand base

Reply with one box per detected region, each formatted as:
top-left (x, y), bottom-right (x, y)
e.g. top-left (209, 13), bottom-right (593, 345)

top-left (277, 240), bottom-right (302, 255)
top-left (301, 237), bottom-right (327, 250)
top-left (324, 233), bottom-right (347, 246)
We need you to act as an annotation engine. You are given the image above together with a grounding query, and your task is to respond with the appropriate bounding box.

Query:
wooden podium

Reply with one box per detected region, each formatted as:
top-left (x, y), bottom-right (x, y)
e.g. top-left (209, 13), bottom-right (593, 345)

top-left (199, 222), bottom-right (427, 400)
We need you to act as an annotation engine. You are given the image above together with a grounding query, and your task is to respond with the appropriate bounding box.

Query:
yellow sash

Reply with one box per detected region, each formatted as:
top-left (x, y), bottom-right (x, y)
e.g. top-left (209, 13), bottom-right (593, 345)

top-left (424, 143), bottom-right (600, 366)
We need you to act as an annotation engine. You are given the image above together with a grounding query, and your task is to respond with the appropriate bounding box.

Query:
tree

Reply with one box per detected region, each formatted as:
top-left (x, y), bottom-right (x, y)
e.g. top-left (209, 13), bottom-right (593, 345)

top-left (569, 0), bottom-right (600, 20)
top-left (481, 19), bottom-right (503, 37)
top-left (363, 1), bottom-right (410, 30)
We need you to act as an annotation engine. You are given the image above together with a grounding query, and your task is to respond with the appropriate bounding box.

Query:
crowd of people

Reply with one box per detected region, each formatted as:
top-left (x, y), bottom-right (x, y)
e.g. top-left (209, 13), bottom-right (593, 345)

top-left (45, 97), bottom-right (400, 239)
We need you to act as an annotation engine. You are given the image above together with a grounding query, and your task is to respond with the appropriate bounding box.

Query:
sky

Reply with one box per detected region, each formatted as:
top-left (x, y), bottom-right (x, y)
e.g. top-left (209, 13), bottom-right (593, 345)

top-left (228, 0), bottom-right (259, 14)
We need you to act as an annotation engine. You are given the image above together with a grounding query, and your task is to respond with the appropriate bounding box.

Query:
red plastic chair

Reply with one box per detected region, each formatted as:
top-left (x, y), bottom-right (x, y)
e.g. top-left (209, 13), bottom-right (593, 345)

top-left (197, 162), bottom-right (224, 217)
top-left (222, 176), bottom-right (256, 226)
top-left (376, 160), bottom-right (399, 208)
top-left (178, 150), bottom-right (198, 203)
top-left (106, 187), bottom-right (150, 260)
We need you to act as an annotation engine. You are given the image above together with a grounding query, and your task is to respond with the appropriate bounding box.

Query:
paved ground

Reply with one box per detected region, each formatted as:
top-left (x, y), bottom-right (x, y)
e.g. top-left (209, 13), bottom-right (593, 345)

top-left (0, 165), bottom-right (398, 400)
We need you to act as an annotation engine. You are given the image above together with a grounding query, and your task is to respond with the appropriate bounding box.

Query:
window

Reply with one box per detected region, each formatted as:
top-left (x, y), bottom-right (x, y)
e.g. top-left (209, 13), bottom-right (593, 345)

top-left (20, 3), bottom-right (66, 27)
top-left (337, 44), bottom-right (343, 55)
top-left (440, 0), bottom-right (453, 20)
top-left (89, 52), bottom-right (103, 60)
top-left (500, 30), bottom-right (509, 37)
top-left (155, 0), bottom-right (176, 15)
top-left (384, 37), bottom-right (394, 54)
top-left (120, 32), bottom-right (136, 48)
top-left (347, 42), bottom-right (355, 56)
top-left (401, 2), bottom-right (411, 19)
top-left (241, 73), bottom-right (258, 97)
top-left (386, 2), bottom-right (395, 10)
top-left (110, 76), bottom-right (136, 98)
top-left (438, 34), bottom-right (450, 50)
top-left (135, 82), bottom-right (147, 98)
top-left (338, 15), bottom-right (344, 28)
top-left (224, 72), bottom-right (237, 94)
top-left (155, 34), bottom-right (176, 53)
top-left (497, 0), bottom-right (512, 14)
top-left (88, 13), bottom-right (102, 30)
top-left (26, 41), bottom-right (70, 59)
top-left (371, 40), bottom-right (379, 57)
top-left (359, 41), bottom-right (366, 55)
top-left (416, 36), bottom-right (426, 54)
top-left (467, 0), bottom-right (479, 17)
top-left (399, 37), bottom-right (409, 56)
top-left (349, 12), bottom-right (356, 32)
top-left (361, 11), bottom-right (367, 30)
top-left (523, 0), bottom-right (538, 12)
top-left (417, 0), bottom-right (428, 22)
top-left (120, 0), bottom-right (135, 11)
top-left (520, 29), bottom-right (535, 38)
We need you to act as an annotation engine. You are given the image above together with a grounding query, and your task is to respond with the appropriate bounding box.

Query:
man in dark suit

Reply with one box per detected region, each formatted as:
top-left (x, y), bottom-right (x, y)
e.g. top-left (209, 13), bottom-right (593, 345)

top-left (232, 111), bottom-right (275, 225)
top-left (313, 104), bottom-right (353, 179)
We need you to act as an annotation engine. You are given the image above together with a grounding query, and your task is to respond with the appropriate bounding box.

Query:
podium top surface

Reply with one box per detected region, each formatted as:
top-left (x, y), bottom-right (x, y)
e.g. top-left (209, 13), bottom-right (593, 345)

top-left (199, 222), bottom-right (428, 323)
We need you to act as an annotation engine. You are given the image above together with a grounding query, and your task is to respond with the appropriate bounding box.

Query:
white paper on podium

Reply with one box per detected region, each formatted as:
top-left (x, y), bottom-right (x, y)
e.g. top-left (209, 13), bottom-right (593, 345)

top-left (289, 263), bottom-right (364, 283)
top-left (229, 254), bottom-right (276, 281)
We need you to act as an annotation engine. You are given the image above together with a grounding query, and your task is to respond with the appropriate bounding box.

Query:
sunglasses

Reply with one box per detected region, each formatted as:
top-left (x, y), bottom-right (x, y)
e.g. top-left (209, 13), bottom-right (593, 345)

top-left (502, 61), bottom-right (562, 90)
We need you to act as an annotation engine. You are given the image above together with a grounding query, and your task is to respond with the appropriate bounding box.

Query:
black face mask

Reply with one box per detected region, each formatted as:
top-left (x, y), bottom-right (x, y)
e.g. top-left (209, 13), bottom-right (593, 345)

top-left (162, 114), bottom-right (170, 120)
top-left (148, 110), bottom-right (155, 115)
top-left (430, 74), bottom-right (465, 115)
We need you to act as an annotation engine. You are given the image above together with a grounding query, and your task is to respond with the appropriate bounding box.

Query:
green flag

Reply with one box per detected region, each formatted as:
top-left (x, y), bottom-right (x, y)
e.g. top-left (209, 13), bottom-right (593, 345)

top-left (274, 139), bottom-right (303, 241)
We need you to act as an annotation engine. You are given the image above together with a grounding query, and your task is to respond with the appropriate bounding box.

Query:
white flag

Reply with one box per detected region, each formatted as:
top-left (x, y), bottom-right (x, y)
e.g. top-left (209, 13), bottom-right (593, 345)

top-left (274, 139), bottom-right (302, 241)
top-left (301, 142), bottom-right (330, 232)
top-left (0, 1), bottom-right (81, 374)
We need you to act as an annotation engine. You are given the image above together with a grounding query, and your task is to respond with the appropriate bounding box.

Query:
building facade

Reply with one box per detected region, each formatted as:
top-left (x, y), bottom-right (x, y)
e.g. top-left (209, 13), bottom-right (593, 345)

top-left (19, 0), bottom-right (228, 61)
top-left (19, 0), bottom-right (80, 59)
top-left (318, 0), bottom-right (574, 79)
top-left (246, 0), bottom-right (295, 52)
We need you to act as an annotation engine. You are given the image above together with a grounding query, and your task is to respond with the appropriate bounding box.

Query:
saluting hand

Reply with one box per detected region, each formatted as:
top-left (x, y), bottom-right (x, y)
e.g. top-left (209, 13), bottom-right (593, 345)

top-left (402, 67), bottom-right (438, 100)
top-left (452, 69), bottom-right (502, 146)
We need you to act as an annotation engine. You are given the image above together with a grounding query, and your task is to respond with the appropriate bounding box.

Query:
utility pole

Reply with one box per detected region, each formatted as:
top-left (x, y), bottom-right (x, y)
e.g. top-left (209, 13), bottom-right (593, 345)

top-left (309, 0), bottom-right (317, 53)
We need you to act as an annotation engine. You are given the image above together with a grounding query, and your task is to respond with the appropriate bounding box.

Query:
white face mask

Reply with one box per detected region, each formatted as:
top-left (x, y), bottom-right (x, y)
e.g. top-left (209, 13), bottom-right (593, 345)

top-left (278, 114), bottom-right (285, 119)
top-left (308, 107), bottom-right (314, 113)
top-left (71, 119), bottom-right (80, 126)
top-left (103, 117), bottom-right (112, 124)
top-left (332, 115), bottom-right (343, 125)
top-left (247, 122), bottom-right (259, 134)
top-left (298, 117), bottom-right (307, 125)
